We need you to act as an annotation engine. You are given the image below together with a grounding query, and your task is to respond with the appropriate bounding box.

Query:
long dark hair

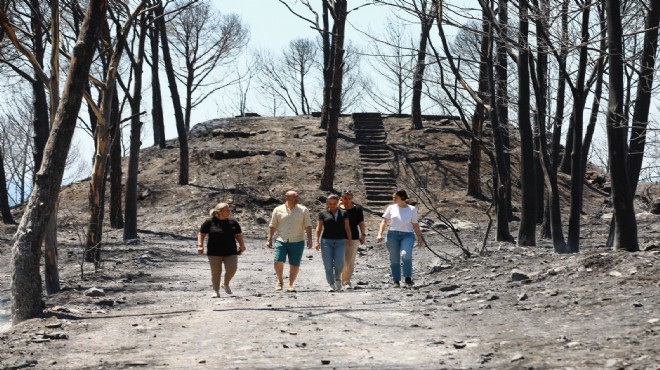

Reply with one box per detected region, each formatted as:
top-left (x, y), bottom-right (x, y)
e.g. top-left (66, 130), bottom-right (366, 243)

top-left (394, 189), bottom-right (408, 200)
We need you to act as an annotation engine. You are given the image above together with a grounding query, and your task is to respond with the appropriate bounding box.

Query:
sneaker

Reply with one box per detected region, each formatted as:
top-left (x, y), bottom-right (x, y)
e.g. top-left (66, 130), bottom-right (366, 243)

top-left (335, 280), bottom-right (342, 291)
top-left (343, 282), bottom-right (353, 290)
top-left (392, 281), bottom-right (401, 288)
top-left (286, 286), bottom-right (297, 293)
top-left (222, 284), bottom-right (232, 294)
top-left (405, 277), bottom-right (414, 286)
top-left (327, 286), bottom-right (335, 292)
top-left (212, 290), bottom-right (220, 298)
top-left (275, 281), bottom-right (283, 291)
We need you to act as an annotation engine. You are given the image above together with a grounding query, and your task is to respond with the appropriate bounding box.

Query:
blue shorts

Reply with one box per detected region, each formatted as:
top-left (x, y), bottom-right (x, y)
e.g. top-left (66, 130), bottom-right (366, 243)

top-left (274, 240), bottom-right (305, 266)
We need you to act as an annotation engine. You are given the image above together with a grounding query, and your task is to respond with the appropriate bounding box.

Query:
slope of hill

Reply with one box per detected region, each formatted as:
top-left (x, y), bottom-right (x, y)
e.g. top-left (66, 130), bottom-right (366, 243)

top-left (1, 115), bottom-right (659, 369)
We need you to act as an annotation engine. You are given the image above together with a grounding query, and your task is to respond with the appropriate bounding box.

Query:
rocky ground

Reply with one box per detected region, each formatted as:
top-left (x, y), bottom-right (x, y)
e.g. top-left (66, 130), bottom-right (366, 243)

top-left (0, 228), bottom-right (658, 370)
top-left (0, 115), bottom-right (659, 369)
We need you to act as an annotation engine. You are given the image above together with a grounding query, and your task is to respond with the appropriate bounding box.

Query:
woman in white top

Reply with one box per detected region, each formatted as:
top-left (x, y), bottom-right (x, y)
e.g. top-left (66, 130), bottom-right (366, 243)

top-left (376, 189), bottom-right (424, 287)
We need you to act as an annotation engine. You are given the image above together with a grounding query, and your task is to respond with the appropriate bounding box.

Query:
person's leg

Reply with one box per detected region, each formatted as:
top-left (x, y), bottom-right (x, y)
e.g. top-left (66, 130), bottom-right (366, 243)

top-left (401, 233), bottom-right (415, 279)
top-left (333, 240), bottom-right (345, 287)
top-left (222, 255), bottom-right (238, 293)
top-left (341, 239), bottom-right (358, 286)
top-left (321, 238), bottom-right (336, 287)
top-left (207, 256), bottom-right (222, 296)
top-left (385, 231), bottom-right (402, 283)
top-left (273, 241), bottom-right (287, 289)
top-left (287, 241), bottom-right (305, 289)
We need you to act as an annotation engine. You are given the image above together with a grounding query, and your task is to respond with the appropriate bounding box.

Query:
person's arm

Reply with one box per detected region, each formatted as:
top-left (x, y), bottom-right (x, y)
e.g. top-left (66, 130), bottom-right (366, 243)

top-left (315, 219), bottom-right (323, 250)
top-left (358, 220), bottom-right (366, 245)
top-left (235, 233), bottom-right (246, 254)
top-left (267, 208), bottom-right (278, 248)
top-left (303, 208), bottom-right (313, 249)
top-left (376, 218), bottom-right (389, 243)
top-left (344, 218), bottom-right (352, 241)
top-left (197, 233), bottom-right (207, 255)
top-left (413, 223), bottom-right (424, 248)
top-left (267, 226), bottom-right (276, 248)
top-left (306, 225), bottom-right (313, 249)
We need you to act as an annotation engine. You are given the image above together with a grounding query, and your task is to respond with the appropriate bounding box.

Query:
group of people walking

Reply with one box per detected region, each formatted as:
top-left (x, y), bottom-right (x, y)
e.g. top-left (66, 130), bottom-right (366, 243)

top-left (196, 189), bottom-right (424, 297)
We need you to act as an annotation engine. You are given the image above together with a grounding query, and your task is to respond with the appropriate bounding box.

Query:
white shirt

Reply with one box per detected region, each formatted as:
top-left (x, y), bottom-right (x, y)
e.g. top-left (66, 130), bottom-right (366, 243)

top-left (382, 204), bottom-right (418, 233)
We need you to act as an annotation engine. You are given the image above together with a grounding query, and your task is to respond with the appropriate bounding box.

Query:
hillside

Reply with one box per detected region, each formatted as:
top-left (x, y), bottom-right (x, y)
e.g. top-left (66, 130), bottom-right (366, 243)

top-left (1, 115), bottom-right (659, 369)
top-left (43, 115), bottom-right (619, 244)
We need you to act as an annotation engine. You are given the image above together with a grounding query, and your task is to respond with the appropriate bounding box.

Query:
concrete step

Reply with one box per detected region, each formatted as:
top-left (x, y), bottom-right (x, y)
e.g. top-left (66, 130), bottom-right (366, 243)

top-left (363, 167), bottom-right (394, 173)
top-left (356, 133), bottom-right (386, 139)
top-left (361, 159), bottom-right (391, 164)
top-left (352, 112), bottom-right (382, 119)
top-left (360, 153), bottom-right (393, 158)
top-left (366, 194), bottom-right (395, 201)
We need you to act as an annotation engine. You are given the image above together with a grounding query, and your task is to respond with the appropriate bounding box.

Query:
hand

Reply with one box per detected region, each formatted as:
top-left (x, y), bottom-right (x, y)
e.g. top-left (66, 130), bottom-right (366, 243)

top-left (359, 235), bottom-right (366, 245)
top-left (315, 242), bottom-right (320, 251)
top-left (239, 246), bottom-right (246, 254)
top-left (376, 235), bottom-right (384, 243)
top-left (266, 240), bottom-right (273, 249)
top-left (307, 240), bottom-right (313, 249)
top-left (416, 240), bottom-right (424, 248)
top-left (197, 246), bottom-right (204, 255)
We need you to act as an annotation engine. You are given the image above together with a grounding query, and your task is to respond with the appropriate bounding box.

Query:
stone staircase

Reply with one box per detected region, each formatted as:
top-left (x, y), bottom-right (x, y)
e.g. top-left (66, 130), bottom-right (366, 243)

top-left (352, 113), bottom-right (397, 209)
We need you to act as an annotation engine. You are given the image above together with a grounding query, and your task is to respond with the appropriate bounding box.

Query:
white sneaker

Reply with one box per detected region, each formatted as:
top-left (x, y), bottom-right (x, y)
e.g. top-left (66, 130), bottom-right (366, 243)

top-left (344, 282), bottom-right (353, 290)
top-left (212, 290), bottom-right (220, 298)
top-left (327, 286), bottom-right (335, 292)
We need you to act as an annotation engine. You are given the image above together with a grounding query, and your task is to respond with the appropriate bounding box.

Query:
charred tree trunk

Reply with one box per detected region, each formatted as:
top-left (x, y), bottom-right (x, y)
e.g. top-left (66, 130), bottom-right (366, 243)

top-left (467, 13), bottom-right (489, 198)
top-left (44, 0), bottom-right (61, 295)
top-left (566, 0), bottom-right (592, 253)
top-left (627, 1), bottom-right (659, 194)
top-left (542, 0), bottom-right (568, 238)
top-left (43, 200), bottom-right (59, 294)
top-left (109, 89), bottom-right (123, 229)
top-left (320, 1), bottom-right (331, 130)
top-left (605, 0), bottom-right (639, 252)
top-left (516, 0), bottom-right (536, 246)
top-left (30, 0), bottom-right (49, 176)
top-left (320, 0), bottom-right (347, 191)
top-left (124, 14), bottom-right (147, 240)
top-left (86, 3), bottom-right (145, 264)
top-left (0, 149), bottom-right (14, 224)
top-left (12, 0), bottom-right (107, 324)
top-left (486, 12), bottom-right (513, 243)
top-left (149, 16), bottom-right (166, 148)
top-left (496, 0), bottom-right (512, 220)
top-left (156, 1), bottom-right (188, 185)
top-left (531, 0), bottom-right (566, 250)
top-left (582, 6), bottom-right (607, 174)
top-left (410, 1), bottom-right (436, 130)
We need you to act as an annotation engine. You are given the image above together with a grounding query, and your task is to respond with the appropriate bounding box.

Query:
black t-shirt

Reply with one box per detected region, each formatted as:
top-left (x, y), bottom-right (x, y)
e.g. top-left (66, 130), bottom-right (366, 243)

top-left (318, 209), bottom-right (348, 240)
top-left (199, 218), bottom-right (242, 256)
top-left (343, 205), bottom-right (364, 240)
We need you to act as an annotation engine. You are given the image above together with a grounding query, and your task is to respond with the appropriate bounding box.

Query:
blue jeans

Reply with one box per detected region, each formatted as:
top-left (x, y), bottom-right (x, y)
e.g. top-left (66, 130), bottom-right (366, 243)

top-left (385, 231), bottom-right (414, 282)
top-left (321, 238), bottom-right (345, 286)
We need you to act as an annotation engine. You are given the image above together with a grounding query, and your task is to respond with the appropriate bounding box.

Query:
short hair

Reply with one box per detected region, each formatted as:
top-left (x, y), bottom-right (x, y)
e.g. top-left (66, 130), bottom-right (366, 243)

top-left (341, 189), bottom-right (353, 195)
top-left (327, 194), bottom-right (340, 201)
top-left (394, 189), bottom-right (408, 200)
top-left (209, 202), bottom-right (229, 217)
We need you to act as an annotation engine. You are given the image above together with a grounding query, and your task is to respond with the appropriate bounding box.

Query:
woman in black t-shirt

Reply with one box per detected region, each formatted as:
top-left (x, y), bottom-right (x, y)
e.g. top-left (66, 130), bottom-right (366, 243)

top-left (198, 203), bottom-right (246, 298)
top-left (315, 194), bottom-right (352, 292)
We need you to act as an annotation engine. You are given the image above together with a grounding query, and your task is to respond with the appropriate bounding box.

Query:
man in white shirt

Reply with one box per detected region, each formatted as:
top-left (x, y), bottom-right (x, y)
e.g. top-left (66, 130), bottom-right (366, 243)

top-left (267, 190), bottom-right (313, 292)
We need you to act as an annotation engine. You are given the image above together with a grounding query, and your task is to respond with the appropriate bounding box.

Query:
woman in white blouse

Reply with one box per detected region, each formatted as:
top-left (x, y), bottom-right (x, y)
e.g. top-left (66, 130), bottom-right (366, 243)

top-left (376, 189), bottom-right (424, 287)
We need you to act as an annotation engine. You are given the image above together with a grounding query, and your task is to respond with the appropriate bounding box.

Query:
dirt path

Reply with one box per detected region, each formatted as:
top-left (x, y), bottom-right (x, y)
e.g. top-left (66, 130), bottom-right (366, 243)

top-left (1, 235), bottom-right (659, 369)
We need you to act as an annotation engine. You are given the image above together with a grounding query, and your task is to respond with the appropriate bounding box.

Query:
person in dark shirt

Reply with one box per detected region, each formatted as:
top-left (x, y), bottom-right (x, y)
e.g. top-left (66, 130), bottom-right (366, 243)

top-left (198, 203), bottom-right (246, 298)
top-left (315, 194), bottom-right (352, 292)
top-left (339, 190), bottom-right (366, 290)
